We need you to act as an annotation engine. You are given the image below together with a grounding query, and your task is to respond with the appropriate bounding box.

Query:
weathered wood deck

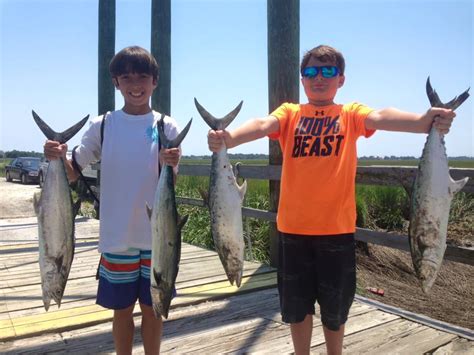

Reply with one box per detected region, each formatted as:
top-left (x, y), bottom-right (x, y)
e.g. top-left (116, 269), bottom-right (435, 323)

top-left (0, 217), bottom-right (473, 354)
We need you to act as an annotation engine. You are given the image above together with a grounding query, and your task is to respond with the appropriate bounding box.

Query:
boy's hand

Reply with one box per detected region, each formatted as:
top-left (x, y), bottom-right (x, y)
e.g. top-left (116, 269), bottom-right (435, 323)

top-left (44, 140), bottom-right (68, 160)
top-left (207, 130), bottom-right (229, 152)
top-left (425, 107), bottom-right (456, 135)
top-left (160, 148), bottom-right (180, 167)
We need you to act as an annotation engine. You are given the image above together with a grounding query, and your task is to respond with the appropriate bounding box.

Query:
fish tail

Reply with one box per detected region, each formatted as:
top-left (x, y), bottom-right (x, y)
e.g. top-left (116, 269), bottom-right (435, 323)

top-left (157, 114), bottom-right (193, 148)
top-left (426, 77), bottom-right (470, 111)
top-left (32, 110), bottom-right (89, 143)
top-left (194, 98), bottom-right (243, 130)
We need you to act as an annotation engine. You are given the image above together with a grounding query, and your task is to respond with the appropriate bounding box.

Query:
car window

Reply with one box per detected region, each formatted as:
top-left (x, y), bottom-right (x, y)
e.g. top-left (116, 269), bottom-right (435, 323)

top-left (18, 158), bottom-right (40, 169)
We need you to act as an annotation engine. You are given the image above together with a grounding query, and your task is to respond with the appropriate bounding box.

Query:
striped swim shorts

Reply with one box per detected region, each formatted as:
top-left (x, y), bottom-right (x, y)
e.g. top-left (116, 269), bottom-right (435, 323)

top-left (96, 249), bottom-right (152, 309)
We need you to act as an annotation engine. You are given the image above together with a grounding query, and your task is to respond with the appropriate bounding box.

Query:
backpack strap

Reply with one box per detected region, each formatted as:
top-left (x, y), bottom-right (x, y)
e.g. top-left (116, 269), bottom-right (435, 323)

top-left (71, 114), bottom-right (106, 205)
top-left (100, 113), bottom-right (106, 146)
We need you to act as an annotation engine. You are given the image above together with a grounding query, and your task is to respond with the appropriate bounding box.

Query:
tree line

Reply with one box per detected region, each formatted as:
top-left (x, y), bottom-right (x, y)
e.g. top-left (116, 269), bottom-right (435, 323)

top-left (0, 150), bottom-right (44, 159)
top-left (1, 150), bottom-right (472, 161)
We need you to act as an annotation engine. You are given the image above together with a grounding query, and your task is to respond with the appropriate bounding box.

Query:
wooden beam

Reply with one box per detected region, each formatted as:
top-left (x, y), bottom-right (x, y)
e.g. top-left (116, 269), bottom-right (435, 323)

top-left (178, 164), bottom-right (474, 193)
top-left (151, 0), bottom-right (171, 115)
top-left (267, 0), bottom-right (299, 267)
top-left (98, 0), bottom-right (115, 115)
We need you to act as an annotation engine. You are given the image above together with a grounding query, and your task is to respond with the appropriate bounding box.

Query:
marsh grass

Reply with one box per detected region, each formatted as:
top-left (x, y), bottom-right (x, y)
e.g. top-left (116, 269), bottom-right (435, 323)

top-left (177, 177), bottom-right (473, 265)
top-left (73, 159), bottom-right (473, 265)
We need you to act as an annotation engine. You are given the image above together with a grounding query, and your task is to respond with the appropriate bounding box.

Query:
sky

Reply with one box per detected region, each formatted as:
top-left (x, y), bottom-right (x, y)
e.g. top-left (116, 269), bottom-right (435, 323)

top-left (1, 0), bottom-right (472, 158)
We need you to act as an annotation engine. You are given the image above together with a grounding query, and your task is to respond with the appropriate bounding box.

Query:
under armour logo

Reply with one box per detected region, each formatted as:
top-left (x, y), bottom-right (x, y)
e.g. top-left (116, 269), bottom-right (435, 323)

top-left (315, 110), bottom-right (325, 116)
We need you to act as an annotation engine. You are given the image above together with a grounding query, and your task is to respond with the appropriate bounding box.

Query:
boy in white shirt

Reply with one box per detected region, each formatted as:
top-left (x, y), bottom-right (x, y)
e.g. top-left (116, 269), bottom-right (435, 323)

top-left (44, 45), bottom-right (180, 354)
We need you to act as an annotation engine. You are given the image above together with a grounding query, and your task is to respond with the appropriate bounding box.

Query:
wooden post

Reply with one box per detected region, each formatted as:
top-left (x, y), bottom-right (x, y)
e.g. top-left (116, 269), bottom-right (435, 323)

top-left (151, 0), bottom-right (171, 115)
top-left (98, 0), bottom-right (116, 115)
top-left (267, 0), bottom-right (299, 267)
top-left (96, 0), bottom-right (116, 219)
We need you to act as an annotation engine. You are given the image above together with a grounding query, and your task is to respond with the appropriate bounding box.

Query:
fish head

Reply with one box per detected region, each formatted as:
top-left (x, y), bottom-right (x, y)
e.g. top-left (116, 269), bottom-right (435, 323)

top-left (415, 256), bottom-right (441, 294)
top-left (41, 265), bottom-right (69, 310)
top-left (42, 279), bottom-right (66, 310)
top-left (48, 276), bottom-right (67, 307)
top-left (150, 283), bottom-right (173, 319)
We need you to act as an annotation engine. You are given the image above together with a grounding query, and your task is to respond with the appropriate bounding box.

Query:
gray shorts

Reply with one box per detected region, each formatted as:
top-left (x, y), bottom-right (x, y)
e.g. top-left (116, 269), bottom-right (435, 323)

top-left (277, 232), bottom-right (356, 331)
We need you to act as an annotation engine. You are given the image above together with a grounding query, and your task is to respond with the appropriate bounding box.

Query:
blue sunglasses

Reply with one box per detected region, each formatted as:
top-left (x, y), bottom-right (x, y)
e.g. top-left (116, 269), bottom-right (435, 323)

top-left (302, 66), bottom-right (339, 79)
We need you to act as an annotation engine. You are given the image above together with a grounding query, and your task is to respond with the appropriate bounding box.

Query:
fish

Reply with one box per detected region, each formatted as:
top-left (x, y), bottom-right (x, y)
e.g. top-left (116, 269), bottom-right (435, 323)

top-left (194, 98), bottom-right (247, 287)
top-left (409, 78), bottom-right (470, 293)
top-left (147, 115), bottom-right (192, 319)
top-left (32, 110), bottom-right (89, 310)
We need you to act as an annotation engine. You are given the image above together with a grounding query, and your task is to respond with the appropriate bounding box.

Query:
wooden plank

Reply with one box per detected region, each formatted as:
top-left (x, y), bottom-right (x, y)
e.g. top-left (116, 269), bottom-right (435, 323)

top-left (333, 318), bottom-right (459, 354)
top-left (433, 337), bottom-right (474, 354)
top-left (0, 271), bottom-right (277, 341)
top-left (356, 295), bottom-right (474, 340)
top-left (176, 164), bottom-right (474, 194)
top-left (1, 288), bottom-right (470, 354)
top-left (159, 304), bottom-right (397, 354)
top-left (355, 228), bottom-right (474, 266)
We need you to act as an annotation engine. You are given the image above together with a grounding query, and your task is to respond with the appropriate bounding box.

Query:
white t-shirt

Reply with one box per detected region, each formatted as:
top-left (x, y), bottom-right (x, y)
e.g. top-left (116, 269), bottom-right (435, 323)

top-left (75, 110), bottom-right (180, 253)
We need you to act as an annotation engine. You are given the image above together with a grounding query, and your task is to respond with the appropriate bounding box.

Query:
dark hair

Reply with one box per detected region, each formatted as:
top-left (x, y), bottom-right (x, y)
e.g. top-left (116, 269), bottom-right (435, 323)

top-left (109, 46), bottom-right (159, 80)
top-left (300, 45), bottom-right (345, 75)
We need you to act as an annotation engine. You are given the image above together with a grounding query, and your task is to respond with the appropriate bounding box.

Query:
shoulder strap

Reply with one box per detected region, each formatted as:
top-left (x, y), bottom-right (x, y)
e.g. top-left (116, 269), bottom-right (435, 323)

top-left (72, 146), bottom-right (100, 204)
top-left (100, 113), bottom-right (106, 146)
top-left (156, 115), bottom-right (162, 176)
top-left (71, 114), bottom-right (106, 205)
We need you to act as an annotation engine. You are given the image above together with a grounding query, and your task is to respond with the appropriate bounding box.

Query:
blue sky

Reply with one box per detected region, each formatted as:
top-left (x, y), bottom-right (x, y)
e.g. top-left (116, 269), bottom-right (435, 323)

top-left (1, 0), bottom-right (472, 157)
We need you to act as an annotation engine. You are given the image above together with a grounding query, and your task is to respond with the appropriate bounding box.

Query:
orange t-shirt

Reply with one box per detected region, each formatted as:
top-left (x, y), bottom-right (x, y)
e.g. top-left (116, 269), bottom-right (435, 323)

top-left (269, 102), bottom-right (375, 235)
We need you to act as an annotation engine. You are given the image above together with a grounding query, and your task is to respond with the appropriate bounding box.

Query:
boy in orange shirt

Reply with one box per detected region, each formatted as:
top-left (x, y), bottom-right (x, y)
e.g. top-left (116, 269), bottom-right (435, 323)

top-left (207, 45), bottom-right (455, 355)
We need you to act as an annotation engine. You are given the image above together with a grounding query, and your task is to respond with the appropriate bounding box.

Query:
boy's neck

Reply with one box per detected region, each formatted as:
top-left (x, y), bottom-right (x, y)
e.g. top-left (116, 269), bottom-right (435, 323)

top-left (122, 105), bottom-right (153, 115)
top-left (307, 99), bottom-right (335, 107)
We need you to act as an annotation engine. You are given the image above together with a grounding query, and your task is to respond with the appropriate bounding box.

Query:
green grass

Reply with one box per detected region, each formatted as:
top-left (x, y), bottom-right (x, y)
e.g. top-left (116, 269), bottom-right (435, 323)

top-left (357, 159), bottom-right (473, 168)
top-left (181, 157), bottom-right (473, 169)
top-left (0, 158), bottom-right (11, 178)
top-left (176, 173), bottom-right (473, 265)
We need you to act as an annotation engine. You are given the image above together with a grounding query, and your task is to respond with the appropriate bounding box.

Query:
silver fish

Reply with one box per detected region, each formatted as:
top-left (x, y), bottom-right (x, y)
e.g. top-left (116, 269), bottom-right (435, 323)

top-left (195, 98), bottom-right (247, 287)
top-left (147, 115), bottom-right (192, 319)
top-left (32, 111), bottom-right (89, 310)
top-left (409, 78), bottom-right (470, 293)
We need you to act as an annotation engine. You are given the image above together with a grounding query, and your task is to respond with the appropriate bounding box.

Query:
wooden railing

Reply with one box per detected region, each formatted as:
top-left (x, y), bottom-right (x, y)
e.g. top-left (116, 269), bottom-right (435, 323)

top-left (176, 164), bottom-right (474, 266)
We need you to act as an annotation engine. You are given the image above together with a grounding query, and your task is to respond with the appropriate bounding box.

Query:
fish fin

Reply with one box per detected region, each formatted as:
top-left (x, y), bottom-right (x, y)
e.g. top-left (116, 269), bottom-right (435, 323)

top-left (32, 111), bottom-right (89, 143)
top-left (426, 77), bottom-right (470, 111)
top-left (33, 192), bottom-right (41, 216)
top-left (426, 77), bottom-right (443, 108)
top-left (55, 255), bottom-right (64, 273)
top-left (58, 115), bottom-right (90, 143)
top-left (153, 268), bottom-right (162, 286)
top-left (178, 214), bottom-right (189, 231)
top-left (72, 199), bottom-right (81, 219)
top-left (146, 203), bottom-right (153, 220)
top-left (194, 98), bottom-right (243, 130)
top-left (169, 118), bottom-right (192, 148)
top-left (449, 176), bottom-right (469, 196)
top-left (32, 110), bottom-right (58, 141)
top-left (238, 179), bottom-right (247, 201)
top-left (157, 114), bottom-right (170, 147)
top-left (199, 188), bottom-right (209, 206)
top-left (157, 116), bottom-right (192, 153)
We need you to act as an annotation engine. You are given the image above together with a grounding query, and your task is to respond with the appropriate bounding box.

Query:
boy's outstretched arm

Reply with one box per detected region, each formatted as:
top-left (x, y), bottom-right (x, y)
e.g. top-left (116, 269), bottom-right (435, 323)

top-left (365, 107), bottom-right (455, 134)
top-left (208, 116), bottom-right (280, 152)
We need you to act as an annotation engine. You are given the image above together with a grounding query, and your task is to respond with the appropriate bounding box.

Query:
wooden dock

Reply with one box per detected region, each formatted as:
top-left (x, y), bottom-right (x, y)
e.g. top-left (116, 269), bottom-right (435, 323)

top-left (0, 217), bottom-right (473, 354)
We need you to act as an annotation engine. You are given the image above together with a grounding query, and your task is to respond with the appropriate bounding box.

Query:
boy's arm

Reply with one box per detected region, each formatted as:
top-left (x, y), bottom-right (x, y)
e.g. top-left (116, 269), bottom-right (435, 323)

top-left (43, 140), bottom-right (80, 182)
top-left (365, 107), bottom-right (455, 134)
top-left (208, 115), bottom-right (280, 152)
